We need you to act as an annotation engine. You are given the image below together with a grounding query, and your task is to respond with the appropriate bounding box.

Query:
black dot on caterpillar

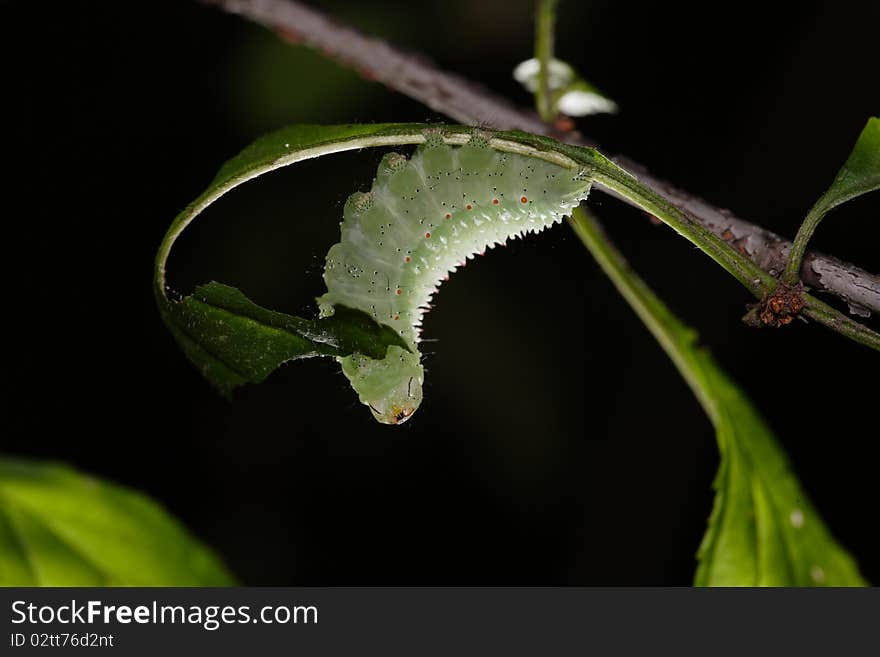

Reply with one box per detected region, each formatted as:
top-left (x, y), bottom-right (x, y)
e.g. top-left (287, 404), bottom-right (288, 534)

top-left (317, 130), bottom-right (592, 425)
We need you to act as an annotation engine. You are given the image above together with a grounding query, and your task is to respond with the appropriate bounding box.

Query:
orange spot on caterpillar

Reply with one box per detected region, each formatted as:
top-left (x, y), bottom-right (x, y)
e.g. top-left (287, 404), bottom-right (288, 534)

top-left (425, 232), bottom-right (431, 238)
top-left (520, 196), bottom-right (528, 203)
top-left (466, 204), bottom-right (473, 210)
top-left (492, 198), bottom-right (499, 205)
top-left (444, 212), bottom-right (452, 220)
top-left (396, 288), bottom-right (402, 295)
top-left (404, 256), bottom-right (411, 263)
top-left (394, 315), bottom-right (400, 320)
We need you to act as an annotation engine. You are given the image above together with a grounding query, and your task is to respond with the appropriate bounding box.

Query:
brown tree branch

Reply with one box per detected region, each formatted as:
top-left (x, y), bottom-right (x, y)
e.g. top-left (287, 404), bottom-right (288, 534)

top-left (201, 0), bottom-right (880, 318)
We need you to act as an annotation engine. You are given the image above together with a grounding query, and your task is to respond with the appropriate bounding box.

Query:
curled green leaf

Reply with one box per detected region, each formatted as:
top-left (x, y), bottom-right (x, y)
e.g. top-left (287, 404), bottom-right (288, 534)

top-left (156, 122), bottom-right (878, 401)
top-left (155, 124), bottom-right (436, 395)
top-left (155, 123), bottom-right (596, 396)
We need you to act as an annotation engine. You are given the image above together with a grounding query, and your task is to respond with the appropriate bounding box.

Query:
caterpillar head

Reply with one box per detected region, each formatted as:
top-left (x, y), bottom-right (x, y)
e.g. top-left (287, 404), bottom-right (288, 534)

top-left (340, 346), bottom-right (424, 425)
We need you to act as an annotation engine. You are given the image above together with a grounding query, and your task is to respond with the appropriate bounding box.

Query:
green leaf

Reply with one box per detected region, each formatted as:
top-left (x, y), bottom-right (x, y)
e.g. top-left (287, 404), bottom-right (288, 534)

top-left (0, 457), bottom-right (235, 586)
top-left (155, 123), bottom-right (442, 395)
top-left (815, 116), bottom-right (880, 215)
top-left (161, 282), bottom-right (409, 396)
top-left (783, 117), bottom-right (880, 284)
top-left (569, 207), bottom-right (865, 586)
top-left (691, 357), bottom-right (865, 586)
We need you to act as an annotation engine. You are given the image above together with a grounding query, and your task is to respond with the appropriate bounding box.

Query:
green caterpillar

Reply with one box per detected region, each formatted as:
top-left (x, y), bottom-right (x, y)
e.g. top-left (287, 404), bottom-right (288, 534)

top-left (317, 131), bottom-right (592, 424)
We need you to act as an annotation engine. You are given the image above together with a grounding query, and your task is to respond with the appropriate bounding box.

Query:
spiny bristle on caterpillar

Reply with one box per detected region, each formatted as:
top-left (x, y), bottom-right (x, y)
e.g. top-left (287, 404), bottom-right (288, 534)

top-left (317, 130), bottom-right (592, 424)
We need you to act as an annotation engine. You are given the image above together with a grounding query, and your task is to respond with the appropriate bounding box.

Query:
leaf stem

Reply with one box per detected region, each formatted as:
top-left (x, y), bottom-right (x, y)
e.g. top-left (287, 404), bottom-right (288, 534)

top-left (800, 296), bottom-right (880, 351)
top-left (582, 152), bottom-right (880, 352)
top-left (585, 157), bottom-right (774, 296)
top-left (568, 206), bottom-right (718, 423)
top-left (782, 200), bottom-right (827, 285)
top-left (534, 0), bottom-right (559, 123)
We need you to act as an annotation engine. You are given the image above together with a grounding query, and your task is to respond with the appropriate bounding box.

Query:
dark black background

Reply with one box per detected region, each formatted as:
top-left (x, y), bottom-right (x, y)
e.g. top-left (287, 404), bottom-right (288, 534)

top-left (7, 0), bottom-right (879, 584)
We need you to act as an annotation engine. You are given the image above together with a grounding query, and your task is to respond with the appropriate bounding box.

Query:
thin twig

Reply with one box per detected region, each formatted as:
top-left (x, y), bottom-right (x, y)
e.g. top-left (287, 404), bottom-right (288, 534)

top-left (200, 0), bottom-right (880, 319)
top-left (534, 0), bottom-right (558, 123)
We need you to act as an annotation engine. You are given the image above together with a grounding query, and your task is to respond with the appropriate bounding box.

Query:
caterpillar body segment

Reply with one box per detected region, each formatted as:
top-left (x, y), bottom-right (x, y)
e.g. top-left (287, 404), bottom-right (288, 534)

top-left (318, 132), bottom-right (592, 424)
